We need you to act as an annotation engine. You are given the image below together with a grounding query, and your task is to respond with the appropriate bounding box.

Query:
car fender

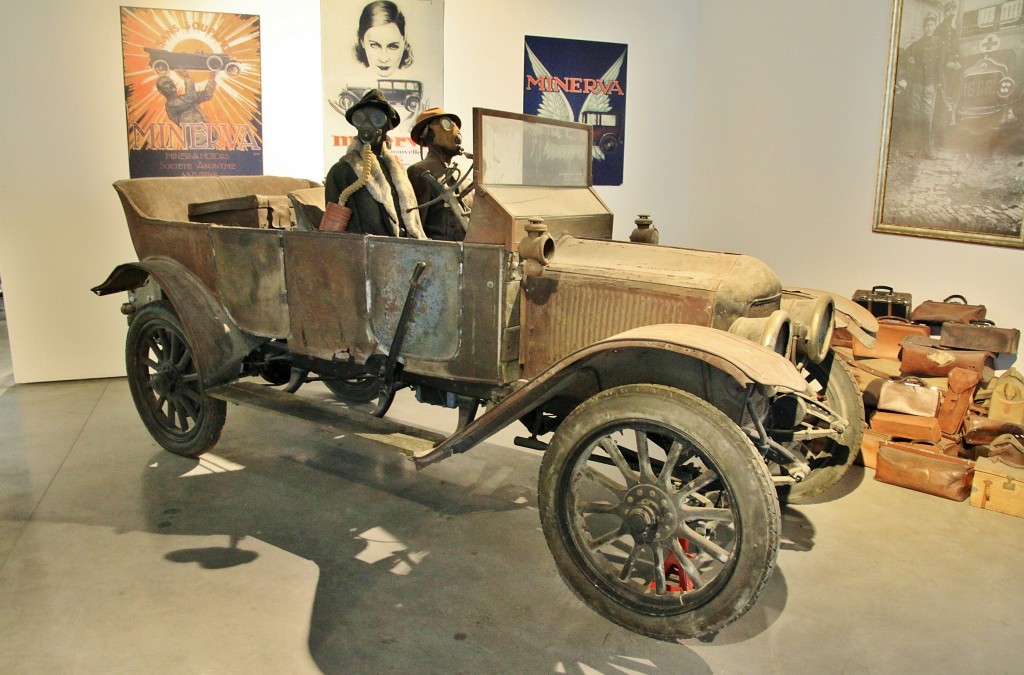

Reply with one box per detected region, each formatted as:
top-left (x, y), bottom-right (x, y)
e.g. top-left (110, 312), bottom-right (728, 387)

top-left (92, 258), bottom-right (264, 389)
top-left (416, 323), bottom-right (809, 468)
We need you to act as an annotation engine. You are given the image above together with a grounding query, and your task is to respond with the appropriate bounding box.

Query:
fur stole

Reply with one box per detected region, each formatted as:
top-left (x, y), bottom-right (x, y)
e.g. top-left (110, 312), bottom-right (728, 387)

top-left (341, 140), bottom-right (425, 239)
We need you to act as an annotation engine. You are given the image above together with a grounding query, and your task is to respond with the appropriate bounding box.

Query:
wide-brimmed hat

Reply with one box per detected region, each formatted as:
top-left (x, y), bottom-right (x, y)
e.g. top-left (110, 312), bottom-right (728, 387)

top-left (411, 107), bottom-right (462, 145)
top-left (345, 89), bottom-right (400, 129)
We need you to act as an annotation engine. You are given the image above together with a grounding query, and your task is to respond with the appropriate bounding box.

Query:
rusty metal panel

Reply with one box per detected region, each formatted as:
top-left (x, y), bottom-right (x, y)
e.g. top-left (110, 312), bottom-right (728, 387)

top-left (210, 227), bottom-right (288, 337)
top-left (402, 244), bottom-right (507, 384)
top-left (367, 237), bottom-right (463, 361)
top-left (283, 230), bottom-right (371, 361)
top-left (130, 220), bottom-right (218, 291)
top-left (522, 273), bottom-right (715, 379)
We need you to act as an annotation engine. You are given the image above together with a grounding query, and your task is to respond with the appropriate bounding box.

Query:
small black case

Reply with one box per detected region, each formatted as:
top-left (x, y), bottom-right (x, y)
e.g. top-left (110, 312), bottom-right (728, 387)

top-left (853, 285), bottom-right (912, 319)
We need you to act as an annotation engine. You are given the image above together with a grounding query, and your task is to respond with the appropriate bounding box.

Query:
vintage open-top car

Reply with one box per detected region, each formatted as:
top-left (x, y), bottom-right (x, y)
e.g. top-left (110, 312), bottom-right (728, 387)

top-left (94, 108), bottom-right (872, 641)
top-left (144, 46), bottom-right (241, 76)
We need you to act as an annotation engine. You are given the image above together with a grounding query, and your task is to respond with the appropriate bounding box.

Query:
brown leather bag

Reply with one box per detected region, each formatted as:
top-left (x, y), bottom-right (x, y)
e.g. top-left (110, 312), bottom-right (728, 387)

top-left (936, 368), bottom-right (982, 435)
top-left (939, 320), bottom-right (1020, 355)
top-left (910, 295), bottom-right (986, 325)
top-left (963, 414), bottom-right (1024, 446)
top-left (869, 411), bottom-right (942, 442)
top-left (852, 316), bottom-right (930, 360)
top-left (899, 335), bottom-right (993, 377)
top-left (858, 428), bottom-right (892, 468)
top-left (874, 442), bottom-right (975, 501)
top-left (876, 377), bottom-right (941, 417)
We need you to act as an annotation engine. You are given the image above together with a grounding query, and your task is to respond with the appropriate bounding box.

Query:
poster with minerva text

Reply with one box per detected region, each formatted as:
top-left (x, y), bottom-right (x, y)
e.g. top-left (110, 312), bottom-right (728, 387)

top-left (120, 7), bottom-right (263, 177)
top-left (321, 0), bottom-right (445, 174)
top-left (524, 35), bottom-right (628, 186)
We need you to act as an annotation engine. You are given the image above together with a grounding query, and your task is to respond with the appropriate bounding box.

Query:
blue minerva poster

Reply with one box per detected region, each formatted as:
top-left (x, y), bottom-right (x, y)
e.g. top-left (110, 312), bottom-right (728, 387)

top-left (524, 35), bottom-right (627, 186)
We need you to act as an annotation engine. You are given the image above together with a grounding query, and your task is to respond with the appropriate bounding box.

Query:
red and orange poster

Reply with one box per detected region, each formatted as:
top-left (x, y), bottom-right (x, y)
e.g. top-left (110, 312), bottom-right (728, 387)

top-left (120, 7), bottom-right (263, 177)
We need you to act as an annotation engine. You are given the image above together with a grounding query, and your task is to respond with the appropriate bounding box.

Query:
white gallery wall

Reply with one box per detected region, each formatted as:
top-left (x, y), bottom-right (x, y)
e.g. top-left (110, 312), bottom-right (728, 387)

top-left (687, 1), bottom-right (1024, 333)
top-left (0, 0), bottom-right (1018, 383)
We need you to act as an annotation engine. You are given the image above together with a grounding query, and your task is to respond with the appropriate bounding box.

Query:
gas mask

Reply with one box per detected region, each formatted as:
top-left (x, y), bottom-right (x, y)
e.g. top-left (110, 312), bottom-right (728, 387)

top-left (351, 107), bottom-right (391, 146)
top-left (425, 117), bottom-right (464, 156)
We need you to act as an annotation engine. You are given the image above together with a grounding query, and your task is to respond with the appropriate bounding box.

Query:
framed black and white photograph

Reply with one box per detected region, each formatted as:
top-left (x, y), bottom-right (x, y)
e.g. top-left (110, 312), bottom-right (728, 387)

top-left (874, 0), bottom-right (1024, 248)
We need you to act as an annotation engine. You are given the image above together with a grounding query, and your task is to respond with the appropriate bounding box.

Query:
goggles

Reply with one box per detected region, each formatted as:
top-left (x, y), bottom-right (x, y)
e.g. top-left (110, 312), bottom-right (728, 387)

top-left (351, 108), bottom-right (389, 128)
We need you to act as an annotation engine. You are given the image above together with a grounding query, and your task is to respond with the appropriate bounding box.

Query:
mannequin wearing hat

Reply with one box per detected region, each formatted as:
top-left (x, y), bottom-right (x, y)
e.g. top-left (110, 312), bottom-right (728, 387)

top-left (324, 89), bottom-right (425, 238)
top-left (407, 107), bottom-right (468, 242)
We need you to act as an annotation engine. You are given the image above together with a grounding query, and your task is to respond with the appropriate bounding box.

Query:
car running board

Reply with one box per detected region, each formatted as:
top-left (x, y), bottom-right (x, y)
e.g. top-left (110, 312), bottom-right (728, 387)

top-left (207, 381), bottom-right (446, 458)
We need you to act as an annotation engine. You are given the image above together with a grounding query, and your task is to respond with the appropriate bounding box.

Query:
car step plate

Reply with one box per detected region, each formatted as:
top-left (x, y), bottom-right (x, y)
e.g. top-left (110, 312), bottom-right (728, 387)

top-left (207, 381), bottom-right (445, 457)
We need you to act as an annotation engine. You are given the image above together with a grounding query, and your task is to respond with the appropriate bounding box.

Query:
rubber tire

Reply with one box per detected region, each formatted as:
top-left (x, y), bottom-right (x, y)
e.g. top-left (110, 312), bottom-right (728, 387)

top-left (323, 375), bottom-right (382, 404)
top-left (784, 351), bottom-right (865, 503)
top-left (538, 384), bottom-right (780, 641)
top-left (126, 302), bottom-right (226, 458)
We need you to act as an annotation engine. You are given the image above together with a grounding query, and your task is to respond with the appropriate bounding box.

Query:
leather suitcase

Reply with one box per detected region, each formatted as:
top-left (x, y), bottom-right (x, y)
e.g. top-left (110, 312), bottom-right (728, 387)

top-left (852, 316), bottom-right (930, 360)
top-left (963, 414), bottom-right (1024, 445)
top-left (875, 442), bottom-right (975, 501)
top-left (910, 295), bottom-right (986, 325)
top-left (939, 321), bottom-right (1019, 355)
top-left (858, 428), bottom-right (891, 468)
top-left (899, 335), bottom-right (993, 378)
top-left (876, 377), bottom-right (941, 417)
top-left (869, 411), bottom-right (942, 442)
top-left (853, 286), bottom-right (912, 319)
top-left (188, 194), bottom-right (295, 229)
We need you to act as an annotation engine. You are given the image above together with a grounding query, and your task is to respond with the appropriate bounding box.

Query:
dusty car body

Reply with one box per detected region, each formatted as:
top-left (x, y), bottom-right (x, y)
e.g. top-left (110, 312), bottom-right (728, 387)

top-left (94, 109), bottom-right (868, 641)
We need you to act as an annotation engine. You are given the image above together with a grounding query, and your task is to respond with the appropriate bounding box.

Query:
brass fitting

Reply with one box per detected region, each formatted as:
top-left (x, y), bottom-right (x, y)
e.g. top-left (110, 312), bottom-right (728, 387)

top-left (519, 217), bottom-right (554, 278)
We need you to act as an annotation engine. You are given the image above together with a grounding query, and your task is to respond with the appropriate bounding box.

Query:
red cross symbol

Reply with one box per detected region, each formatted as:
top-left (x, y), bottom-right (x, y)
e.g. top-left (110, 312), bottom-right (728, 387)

top-left (981, 34), bottom-right (1001, 52)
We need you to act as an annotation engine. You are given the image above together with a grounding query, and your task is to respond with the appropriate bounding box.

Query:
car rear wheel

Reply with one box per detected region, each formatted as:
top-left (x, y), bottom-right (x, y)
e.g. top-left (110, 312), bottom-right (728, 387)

top-left (323, 374), bottom-right (382, 403)
top-left (539, 384), bottom-right (780, 640)
top-left (126, 302), bottom-right (226, 458)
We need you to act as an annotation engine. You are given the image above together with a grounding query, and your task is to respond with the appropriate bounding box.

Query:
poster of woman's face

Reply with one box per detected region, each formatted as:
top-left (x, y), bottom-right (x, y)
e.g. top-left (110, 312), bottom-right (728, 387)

top-left (321, 0), bottom-right (444, 170)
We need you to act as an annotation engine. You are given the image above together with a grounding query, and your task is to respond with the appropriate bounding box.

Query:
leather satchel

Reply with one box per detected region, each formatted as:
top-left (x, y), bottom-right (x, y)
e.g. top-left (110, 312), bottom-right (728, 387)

top-left (858, 428), bottom-right (891, 468)
top-left (936, 368), bottom-right (982, 435)
top-left (869, 411), bottom-right (942, 442)
top-left (874, 442), bottom-right (975, 501)
top-left (877, 377), bottom-right (941, 417)
top-left (963, 414), bottom-right (1024, 445)
top-left (899, 335), bottom-right (993, 377)
top-left (852, 316), bottom-right (930, 360)
top-left (910, 295), bottom-right (987, 325)
top-left (939, 320), bottom-right (1020, 355)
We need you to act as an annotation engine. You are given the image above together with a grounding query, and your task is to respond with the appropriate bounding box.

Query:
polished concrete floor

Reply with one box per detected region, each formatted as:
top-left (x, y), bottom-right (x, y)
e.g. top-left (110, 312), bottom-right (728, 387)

top-left (2, 306), bottom-right (1023, 674)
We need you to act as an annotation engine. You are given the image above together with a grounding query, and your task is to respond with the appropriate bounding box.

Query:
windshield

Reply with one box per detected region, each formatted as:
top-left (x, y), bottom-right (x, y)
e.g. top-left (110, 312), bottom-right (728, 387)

top-left (478, 111), bottom-right (590, 187)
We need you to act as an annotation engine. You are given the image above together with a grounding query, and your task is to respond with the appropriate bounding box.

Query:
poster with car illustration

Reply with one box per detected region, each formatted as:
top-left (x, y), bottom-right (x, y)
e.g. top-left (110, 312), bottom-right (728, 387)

top-left (120, 7), bottom-right (263, 177)
top-left (320, 1), bottom-right (445, 171)
top-left (524, 35), bottom-right (628, 186)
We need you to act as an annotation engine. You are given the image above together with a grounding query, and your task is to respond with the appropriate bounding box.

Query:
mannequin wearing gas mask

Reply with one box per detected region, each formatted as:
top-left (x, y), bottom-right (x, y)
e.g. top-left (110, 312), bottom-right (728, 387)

top-left (324, 89), bottom-right (425, 238)
top-left (407, 108), bottom-right (468, 242)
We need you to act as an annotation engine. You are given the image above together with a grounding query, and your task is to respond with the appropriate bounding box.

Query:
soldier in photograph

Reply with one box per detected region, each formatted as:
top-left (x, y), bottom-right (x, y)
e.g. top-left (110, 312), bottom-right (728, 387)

top-left (899, 13), bottom-right (944, 158)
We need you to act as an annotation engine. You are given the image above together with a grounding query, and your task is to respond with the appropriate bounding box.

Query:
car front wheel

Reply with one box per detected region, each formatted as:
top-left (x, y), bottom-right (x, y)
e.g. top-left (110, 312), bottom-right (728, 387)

top-left (538, 384), bottom-right (780, 640)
